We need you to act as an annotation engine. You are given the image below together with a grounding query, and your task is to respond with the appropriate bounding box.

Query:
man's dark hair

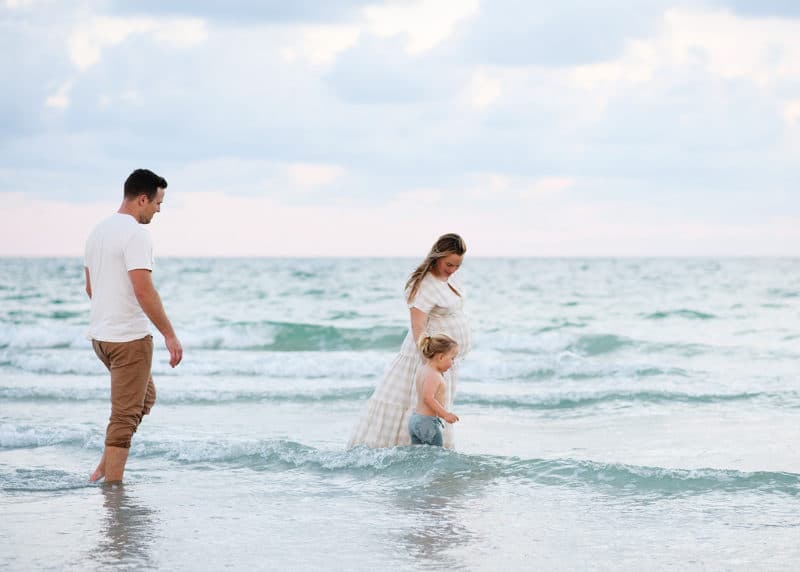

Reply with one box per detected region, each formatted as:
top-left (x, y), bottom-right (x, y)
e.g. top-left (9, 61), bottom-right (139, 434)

top-left (123, 169), bottom-right (168, 201)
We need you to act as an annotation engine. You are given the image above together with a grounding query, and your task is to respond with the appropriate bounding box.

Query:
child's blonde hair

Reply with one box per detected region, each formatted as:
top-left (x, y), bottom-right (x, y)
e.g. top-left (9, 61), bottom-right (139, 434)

top-left (417, 333), bottom-right (458, 360)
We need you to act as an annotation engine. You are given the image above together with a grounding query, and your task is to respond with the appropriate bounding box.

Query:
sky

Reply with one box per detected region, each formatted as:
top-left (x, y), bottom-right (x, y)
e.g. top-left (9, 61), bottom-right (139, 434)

top-left (1, 0), bottom-right (799, 257)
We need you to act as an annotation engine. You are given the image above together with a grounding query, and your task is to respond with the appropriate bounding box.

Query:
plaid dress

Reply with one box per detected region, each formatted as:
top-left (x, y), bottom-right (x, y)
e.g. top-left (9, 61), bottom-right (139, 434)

top-left (348, 272), bottom-right (471, 449)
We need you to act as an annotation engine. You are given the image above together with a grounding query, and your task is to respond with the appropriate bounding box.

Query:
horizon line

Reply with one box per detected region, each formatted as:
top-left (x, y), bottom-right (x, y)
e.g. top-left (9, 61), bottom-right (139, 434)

top-left (2, 254), bottom-right (799, 260)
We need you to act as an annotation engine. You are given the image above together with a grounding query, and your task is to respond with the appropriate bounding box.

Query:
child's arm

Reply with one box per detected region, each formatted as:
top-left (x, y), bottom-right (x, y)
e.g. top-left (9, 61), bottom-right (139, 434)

top-left (421, 371), bottom-right (459, 424)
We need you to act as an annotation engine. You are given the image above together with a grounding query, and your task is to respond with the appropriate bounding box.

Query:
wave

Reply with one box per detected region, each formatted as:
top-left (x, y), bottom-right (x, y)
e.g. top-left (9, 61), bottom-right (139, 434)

top-left (0, 319), bottom-right (713, 360)
top-left (7, 381), bottom-right (791, 410)
top-left (0, 386), bottom-right (373, 405)
top-left (129, 441), bottom-right (800, 497)
top-left (0, 468), bottom-right (97, 492)
top-left (767, 288), bottom-right (800, 299)
top-left (644, 309), bottom-right (717, 320)
top-left (515, 365), bottom-right (690, 382)
top-left (1, 293), bottom-right (44, 301)
top-left (0, 321), bottom-right (406, 352)
top-left (185, 321), bottom-right (406, 352)
top-left (0, 325), bottom-right (88, 351)
top-left (0, 351), bottom-right (704, 382)
top-left (566, 334), bottom-right (632, 356)
top-left (4, 438), bottom-right (797, 497)
top-left (456, 391), bottom-right (791, 411)
top-left (536, 321), bottom-right (588, 333)
top-left (475, 331), bottom-right (635, 358)
top-left (468, 331), bottom-right (770, 363)
top-left (0, 423), bottom-right (100, 449)
top-left (0, 349), bottom-right (391, 378)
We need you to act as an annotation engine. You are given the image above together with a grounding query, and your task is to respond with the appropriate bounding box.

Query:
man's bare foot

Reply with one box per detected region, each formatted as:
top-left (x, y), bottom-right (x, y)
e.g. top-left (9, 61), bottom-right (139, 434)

top-left (90, 452), bottom-right (106, 482)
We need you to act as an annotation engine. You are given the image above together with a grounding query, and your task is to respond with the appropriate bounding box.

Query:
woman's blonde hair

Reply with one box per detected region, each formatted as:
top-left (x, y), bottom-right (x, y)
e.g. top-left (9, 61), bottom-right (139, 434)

top-left (417, 333), bottom-right (458, 360)
top-left (405, 233), bottom-right (467, 303)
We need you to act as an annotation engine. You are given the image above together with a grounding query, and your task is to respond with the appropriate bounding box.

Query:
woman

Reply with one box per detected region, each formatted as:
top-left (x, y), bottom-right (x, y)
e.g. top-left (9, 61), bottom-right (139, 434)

top-left (348, 233), bottom-right (471, 449)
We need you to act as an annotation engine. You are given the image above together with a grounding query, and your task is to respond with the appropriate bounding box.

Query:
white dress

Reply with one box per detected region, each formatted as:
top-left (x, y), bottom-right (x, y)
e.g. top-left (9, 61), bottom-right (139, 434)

top-left (348, 272), bottom-right (472, 449)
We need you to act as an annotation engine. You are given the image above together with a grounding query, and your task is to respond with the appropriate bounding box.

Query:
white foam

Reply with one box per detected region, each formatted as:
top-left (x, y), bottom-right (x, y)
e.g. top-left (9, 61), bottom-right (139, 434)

top-left (0, 423), bottom-right (97, 449)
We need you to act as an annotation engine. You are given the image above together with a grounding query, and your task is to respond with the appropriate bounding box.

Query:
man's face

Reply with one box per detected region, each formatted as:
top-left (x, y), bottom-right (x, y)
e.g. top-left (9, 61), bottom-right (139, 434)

top-left (139, 188), bottom-right (165, 224)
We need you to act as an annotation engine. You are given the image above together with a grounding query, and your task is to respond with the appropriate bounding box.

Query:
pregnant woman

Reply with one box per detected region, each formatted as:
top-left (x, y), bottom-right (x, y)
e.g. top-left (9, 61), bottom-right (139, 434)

top-left (348, 233), bottom-right (471, 449)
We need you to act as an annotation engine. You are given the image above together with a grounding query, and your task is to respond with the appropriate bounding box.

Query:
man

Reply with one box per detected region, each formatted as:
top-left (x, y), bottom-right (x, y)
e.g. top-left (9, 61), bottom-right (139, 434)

top-left (84, 168), bottom-right (183, 483)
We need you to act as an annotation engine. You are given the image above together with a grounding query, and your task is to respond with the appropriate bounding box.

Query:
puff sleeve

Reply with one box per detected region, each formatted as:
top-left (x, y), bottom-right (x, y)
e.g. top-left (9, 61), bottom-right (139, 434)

top-left (407, 274), bottom-right (438, 314)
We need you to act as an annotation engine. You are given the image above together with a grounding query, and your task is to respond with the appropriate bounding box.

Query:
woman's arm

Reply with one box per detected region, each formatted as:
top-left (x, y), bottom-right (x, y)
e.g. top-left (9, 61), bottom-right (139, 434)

top-left (409, 307), bottom-right (428, 344)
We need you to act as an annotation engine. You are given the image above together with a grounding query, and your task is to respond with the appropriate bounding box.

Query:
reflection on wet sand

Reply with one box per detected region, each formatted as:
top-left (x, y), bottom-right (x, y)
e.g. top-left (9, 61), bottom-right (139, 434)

top-left (90, 483), bottom-right (158, 569)
top-left (393, 467), bottom-right (486, 569)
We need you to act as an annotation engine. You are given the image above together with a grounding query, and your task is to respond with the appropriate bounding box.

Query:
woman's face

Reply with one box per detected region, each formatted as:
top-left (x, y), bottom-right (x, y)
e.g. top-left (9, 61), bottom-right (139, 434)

top-left (432, 253), bottom-right (463, 279)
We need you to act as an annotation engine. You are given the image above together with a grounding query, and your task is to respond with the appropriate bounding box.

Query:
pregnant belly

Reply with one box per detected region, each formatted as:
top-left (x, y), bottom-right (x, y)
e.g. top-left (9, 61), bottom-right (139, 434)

top-left (428, 315), bottom-right (472, 356)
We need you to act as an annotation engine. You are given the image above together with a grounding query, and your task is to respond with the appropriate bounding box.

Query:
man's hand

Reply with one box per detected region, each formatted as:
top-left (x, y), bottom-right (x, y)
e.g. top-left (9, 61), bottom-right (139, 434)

top-left (165, 335), bottom-right (183, 368)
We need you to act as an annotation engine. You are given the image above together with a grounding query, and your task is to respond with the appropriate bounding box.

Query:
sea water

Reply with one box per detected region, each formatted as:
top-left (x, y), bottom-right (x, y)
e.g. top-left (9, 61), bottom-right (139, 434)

top-left (1, 257), bottom-right (799, 570)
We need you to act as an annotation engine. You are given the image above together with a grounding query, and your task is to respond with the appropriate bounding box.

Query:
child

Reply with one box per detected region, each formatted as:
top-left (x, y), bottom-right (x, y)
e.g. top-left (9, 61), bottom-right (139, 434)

top-left (408, 333), bottom-right (460, 446)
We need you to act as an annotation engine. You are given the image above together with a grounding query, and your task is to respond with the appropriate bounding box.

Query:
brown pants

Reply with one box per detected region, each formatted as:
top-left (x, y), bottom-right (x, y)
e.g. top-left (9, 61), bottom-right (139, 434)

top-left (92, 335), bottom-right (156, 449)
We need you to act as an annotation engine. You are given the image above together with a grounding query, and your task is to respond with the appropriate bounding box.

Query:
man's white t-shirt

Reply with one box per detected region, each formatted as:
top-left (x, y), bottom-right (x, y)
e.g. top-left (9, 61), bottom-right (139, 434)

top-left (85, 213), bottom-right (154, 342)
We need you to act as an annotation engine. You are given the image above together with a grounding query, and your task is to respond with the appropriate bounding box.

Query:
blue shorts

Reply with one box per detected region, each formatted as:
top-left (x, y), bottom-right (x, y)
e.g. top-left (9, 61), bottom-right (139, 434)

top-left (408, 413), bottom-right (444, 446)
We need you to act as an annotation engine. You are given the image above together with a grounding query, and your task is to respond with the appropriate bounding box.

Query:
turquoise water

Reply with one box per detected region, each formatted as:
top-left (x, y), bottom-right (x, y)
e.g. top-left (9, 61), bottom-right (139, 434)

top-left (1, 257), bottom-right (799, 570)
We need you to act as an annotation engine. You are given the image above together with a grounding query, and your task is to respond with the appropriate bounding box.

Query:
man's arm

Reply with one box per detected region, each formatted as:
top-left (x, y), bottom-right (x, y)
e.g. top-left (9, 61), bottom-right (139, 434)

top-left (84, 267), bottom-right (92, 299)
top-left (129, 269), bottom-right (183, 368)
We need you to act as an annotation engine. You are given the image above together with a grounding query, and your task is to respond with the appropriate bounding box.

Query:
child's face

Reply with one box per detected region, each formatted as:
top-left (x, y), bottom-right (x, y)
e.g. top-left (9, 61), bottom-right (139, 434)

top-left (436, 347), bottom-right (459, 372)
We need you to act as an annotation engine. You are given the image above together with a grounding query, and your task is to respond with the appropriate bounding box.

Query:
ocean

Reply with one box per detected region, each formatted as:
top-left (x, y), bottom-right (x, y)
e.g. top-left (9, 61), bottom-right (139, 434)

top-left (1, 257), bottom-right (799, 570)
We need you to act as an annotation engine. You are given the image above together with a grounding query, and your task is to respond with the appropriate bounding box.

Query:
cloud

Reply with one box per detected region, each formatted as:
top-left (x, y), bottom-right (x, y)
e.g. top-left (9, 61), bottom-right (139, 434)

top-left (323, 38), bottom-right (446, 103)
top-left (521, 177), bottom-right (574, 198)
top-left (0, 5), bottom-right (74, 137)
top-left (106, 0), bottom-right (374, 22)
top-left (44, 80), bottom-right (73, 109)
top-left (303, 0), bottom-right (480, 102)
top-left (285, 24), bottom-right (361, 66)
top-left (391, 188), bottom-right (445, 206)
top-left (662, 8), bottom-right (800, 84)
top-left (713, 0), bottom-right (800, 18)
top-left (148, 158), bottom-right (351, 203)
top-left (2, 2), bottom-right (800, 255)
top-left (286, 163), bottom-right (346, 188)
top-left (0, 192), bottom-right (111, 256)
top-left (784, 100), bottom-right (800, 124)
top-left (4, 189), bottom-right (799, 257)
top-left (461, 0), bottom-right (669, 67)
top-left (363, 0), bottom-right (479, 55)
top-left (465, 69), bottom-right (503, 110)
top-left (5, 0), bottom-right (40, 8)
top-left (464, 173), bottom-right (574, 201)
top-left (68, 15), bottom-right (208, 72)
top-left (438, 7), bottom-right (799, 190)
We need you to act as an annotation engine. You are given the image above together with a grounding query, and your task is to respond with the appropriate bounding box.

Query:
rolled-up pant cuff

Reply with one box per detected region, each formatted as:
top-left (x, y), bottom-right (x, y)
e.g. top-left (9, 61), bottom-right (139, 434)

top-left (92, 335), bottom-right (156, 449)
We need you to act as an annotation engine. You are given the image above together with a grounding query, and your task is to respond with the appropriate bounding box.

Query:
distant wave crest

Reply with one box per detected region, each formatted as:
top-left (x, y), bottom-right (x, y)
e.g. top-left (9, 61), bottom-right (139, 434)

top-left (3, 387), bottom-right (796, 411)
top-left (644, 309), bottom-right (717, 320)
top-left (0, 321), bottom-right (406, 352)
